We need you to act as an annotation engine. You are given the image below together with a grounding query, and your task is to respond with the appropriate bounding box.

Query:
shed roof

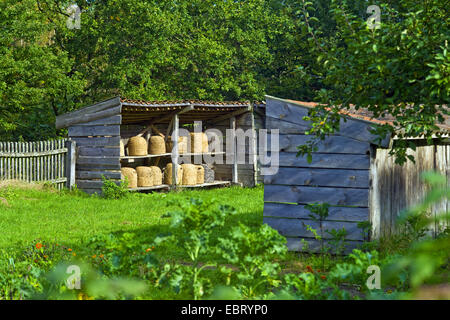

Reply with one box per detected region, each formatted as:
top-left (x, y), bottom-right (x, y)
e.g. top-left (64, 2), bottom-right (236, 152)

top-left (56, 96), bottom-right (257, 129)
top-left (285, 99), bottom-right (450, 132)
top-left (120, 97), bottom-right (252, 125)
top-left (265, 95), bottom-right (450, 148)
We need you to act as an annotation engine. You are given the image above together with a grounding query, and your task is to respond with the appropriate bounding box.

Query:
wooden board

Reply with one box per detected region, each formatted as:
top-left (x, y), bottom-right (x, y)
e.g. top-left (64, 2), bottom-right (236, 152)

top-left (271, 134), bottom-right (370, 154)
top-left (340, 117), bottom-right (391, 147)
top-left (78, 147), bottom-right (121, 157)
top-left (373, 144), bottom-right (448, 237)
top-left (70, 136), bottom-right (121, 147)
top-left (274, 152), bottom-right (370, 169)
top-left (285, 238), bottom-right (362, 254)
top-left (77, 115), bottom-right (122, 126)
top-left (264, 185), bottom-right (369, 207)
top-left (76, 179), bottom-right (121, 189)
top-left (76, 170), bottom-right (122, 180)
top-left (56, 97), bottom-right (121, 129)
top-left (264, 167), bottom-right (369, 188)
top-left (264, 217), bottom-right (364, 241)
top-left (265, 96), bottom-right (391, 147)
top-left (264, 203), bottom-right (369, 222)
top-left (434, 145), bottom-right (449, 231)
top-left (77, 156), bottom-right (120, 168)
top-left (265, 97), bottom-right (311, 128)
top-left (76, 163), bottom-right (121, 171)
top-left (68, 125), bottom-right (120, 137)
top-left (177, 181), bottom-right (231, 188)
top-left (129, 185), bottom-right (170, 191)
top-left (265, 116), bottom-right (310, 134)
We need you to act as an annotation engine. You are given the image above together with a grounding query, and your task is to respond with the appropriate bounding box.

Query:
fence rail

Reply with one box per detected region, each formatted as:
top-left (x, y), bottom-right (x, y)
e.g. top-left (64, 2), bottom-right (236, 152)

top-left (0, 139), bottom-right (75, 190)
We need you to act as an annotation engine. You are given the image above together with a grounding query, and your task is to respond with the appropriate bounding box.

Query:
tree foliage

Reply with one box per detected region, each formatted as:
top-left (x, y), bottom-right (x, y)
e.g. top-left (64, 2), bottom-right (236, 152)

top-left (296, 0), bottom-right (449, 164)
top-left (0, 0), bottom-right (448, 162)
top-left (0, 0), bottom-right (85, 140)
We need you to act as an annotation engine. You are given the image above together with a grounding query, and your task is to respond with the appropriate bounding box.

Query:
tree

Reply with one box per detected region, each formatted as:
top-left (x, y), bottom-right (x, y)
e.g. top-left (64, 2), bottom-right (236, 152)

top-left (48, 0), bottom-right (294, 101)
top-left (296, 0), bottom-right (449, 164)
top-left (0, 0), bottom-right (86, 141)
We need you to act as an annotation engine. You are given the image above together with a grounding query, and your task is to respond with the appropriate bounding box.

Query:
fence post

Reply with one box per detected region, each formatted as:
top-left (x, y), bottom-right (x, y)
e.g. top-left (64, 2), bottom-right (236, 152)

top-left (65, 140), bottom-right (76, 189)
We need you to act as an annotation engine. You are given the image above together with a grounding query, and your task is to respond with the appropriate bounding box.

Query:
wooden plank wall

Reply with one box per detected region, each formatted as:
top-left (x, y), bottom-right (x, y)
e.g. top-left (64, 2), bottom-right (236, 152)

top-left (263, 98), bottom-right (371, 253)
top-left (253, 103), bottom-right (266, 185)
top-left (68, 113), bottom-right (122, 194)
top-left (373, 144), bottom-right (449, 237)
top-left (208, 111), bottom-right (258, 187)
top-left (0, 139), bottom-right (69, 190)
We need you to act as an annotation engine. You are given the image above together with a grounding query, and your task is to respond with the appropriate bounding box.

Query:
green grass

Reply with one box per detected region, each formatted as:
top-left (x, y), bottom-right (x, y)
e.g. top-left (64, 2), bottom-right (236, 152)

top-left (0, 182), bottom-right (264, 253)
top-left (0, 181), bottom-right (345, 274)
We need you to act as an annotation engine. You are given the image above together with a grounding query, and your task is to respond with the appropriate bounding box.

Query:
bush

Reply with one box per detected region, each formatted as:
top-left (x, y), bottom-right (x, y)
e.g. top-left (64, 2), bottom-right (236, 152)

top-left (101, 176), bottom-right (129, 199)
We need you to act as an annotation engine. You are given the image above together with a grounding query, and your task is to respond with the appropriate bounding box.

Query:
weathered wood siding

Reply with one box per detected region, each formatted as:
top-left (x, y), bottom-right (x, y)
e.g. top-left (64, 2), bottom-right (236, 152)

top-left (0, 139), bottom-right (74, 190)
top-left (372, 144), bottom-right (449, 238)
top-left (206, 111), bottom-right (258, 187)
top-left (68, 102), bottom-right (122, 194)
top-left (263, 97), bottom-right (372, 253)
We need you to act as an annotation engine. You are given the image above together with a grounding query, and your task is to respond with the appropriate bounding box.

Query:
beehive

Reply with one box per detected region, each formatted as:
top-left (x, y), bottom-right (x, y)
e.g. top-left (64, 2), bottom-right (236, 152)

top-left (190, 132), bottom-right (209, 153)
top-left (196, 165), bottom-right (205, 184)
top-left (150, 166), bottom-right (162, 185)
top-left (164, 163), bottom-right (183, 185)
top-left (121, 167), bottom-right (138, 188)
top-left (128, 136), bottom-right (147, 156)
top-left (181, 164), bottom-right (197, 185)
top-left (136, 166), bottom-right (154, 187)
top-left (166, 136), bottom-right (188, 154)
top-left (149, 136), bottom-right (166, 155)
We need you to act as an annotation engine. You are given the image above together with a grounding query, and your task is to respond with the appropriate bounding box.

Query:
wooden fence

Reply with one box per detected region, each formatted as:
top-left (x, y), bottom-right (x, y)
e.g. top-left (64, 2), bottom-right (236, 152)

top-left (0, 139), bottom-right (76, 190)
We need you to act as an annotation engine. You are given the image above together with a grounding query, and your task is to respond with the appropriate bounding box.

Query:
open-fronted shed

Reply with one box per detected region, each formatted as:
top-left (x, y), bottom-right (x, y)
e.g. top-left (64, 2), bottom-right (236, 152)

top-left (263, 95), bottom-right (449, 252)
top-left (56, 97), bottom-right (262, 194)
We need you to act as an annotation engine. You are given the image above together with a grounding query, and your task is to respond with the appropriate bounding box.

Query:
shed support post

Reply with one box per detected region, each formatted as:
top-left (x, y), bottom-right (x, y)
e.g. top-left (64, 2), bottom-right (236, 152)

top-left (172, 113), bottom-right (180, 188)
top-left (250, 104), bottom-right (258, 187)
top-left (230, 116), bottom-right (238, 184)
top-left (65, 140), bottom-right (76, 189)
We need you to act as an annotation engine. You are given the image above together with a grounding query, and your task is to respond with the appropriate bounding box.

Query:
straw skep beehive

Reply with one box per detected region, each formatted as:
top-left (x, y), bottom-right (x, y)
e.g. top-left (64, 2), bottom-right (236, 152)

top-left (128, 136), bottom-right (148, 156)
top-left (164, 163), bottom-right (183, 185)
top-left (181, 164), bottom-right (197, 185)
top-left (136, 166), bottom-right (154, 187)
top-left (149, 136), bottom-right (166, 155)
top-left (150, 166), bottom-right (163, 185)
top-left (196, 165), bottom-right (205, 184)
top-left (166, 136), bottom-right (188, 154)
top-left (190, 132), bottom-right (209, 153)
top-left (121, 167), bottom-right (138, 188)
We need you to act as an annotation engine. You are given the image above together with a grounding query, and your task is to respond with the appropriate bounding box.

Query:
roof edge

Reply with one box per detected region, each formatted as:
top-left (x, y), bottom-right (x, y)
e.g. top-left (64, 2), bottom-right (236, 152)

top-left (55, 96), bottom-right (121, 129)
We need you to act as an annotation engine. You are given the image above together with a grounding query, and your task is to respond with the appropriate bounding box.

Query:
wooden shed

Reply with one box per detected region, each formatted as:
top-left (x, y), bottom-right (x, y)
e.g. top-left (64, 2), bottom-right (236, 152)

top-left (263, 96), bottom-right (449, 252)
top-left (55, 97), bottom-right (263, 195)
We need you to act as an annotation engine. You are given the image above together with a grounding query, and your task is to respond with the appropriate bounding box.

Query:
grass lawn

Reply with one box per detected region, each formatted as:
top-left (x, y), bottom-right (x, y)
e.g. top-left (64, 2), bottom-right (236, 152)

top-left (0, 182), bottom-right (264, 256)
top-left (4, 180), bottom-right (442, 300)
top-left (0, 180), bottom-right (348, 297)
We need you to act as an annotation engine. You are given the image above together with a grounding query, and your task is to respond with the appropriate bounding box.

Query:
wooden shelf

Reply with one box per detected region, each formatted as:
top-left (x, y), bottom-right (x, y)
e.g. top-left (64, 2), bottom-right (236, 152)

top-left (177, 181), bottom-right (231, 188)
top-left (121, 153), bottom-right (171, 160)
top-left (128, 181), bottom-right (231, 192)
top-left (120, 151), bottom-right (226, 161)
top-left (129, 184), bottom-right (170, 191)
